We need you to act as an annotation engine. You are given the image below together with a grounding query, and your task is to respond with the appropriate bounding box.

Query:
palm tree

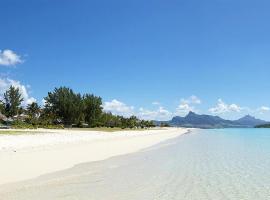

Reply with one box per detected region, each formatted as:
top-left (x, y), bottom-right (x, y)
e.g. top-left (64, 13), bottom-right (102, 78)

top-left (27, 102), bottom-right (41, 120)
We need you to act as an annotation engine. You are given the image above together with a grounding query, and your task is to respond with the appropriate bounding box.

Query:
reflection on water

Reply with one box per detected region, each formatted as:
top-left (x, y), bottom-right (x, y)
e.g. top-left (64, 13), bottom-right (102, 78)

top-left (1, 129), bottom-right (270, 200)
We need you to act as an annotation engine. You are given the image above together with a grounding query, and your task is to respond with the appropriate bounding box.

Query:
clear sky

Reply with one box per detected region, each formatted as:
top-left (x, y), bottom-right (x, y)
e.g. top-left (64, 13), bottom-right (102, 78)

top-left (1, 0), bottom-right (270, 120)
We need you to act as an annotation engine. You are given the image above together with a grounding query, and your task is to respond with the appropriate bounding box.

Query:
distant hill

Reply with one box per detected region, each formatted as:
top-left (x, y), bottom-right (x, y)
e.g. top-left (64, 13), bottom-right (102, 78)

top-left (155, 112), bottom-right (268, 128)
top-left (234, 115), bottom-right (267, 127)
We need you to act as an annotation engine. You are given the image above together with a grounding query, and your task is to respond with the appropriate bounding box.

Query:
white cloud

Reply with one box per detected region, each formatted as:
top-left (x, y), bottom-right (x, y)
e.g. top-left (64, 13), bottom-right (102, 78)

top-left (0, 78), bottom-right (36, 106)
top-left (103, 99), bottom-right (134, 117)
top-left (175, 95), bottom-right (201, 116)
top-left (0, 50), bottom-right (23, 66)
top-left (257, 106), bottom-right (270, 114)
top-left (209, 99), bottom-right (242, 114)
top-left (138, 107), bottom-right (172, 121)
top-left (259, 106), bottom-right (270, 111)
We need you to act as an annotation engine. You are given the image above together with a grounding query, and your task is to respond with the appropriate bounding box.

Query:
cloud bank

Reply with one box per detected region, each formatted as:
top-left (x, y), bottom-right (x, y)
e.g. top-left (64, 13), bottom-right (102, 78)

top-left (138, 107), bottom-right (172, 121)
top-left (208, 99), bottom-right (242, 114)
top-left (103, 99), bottom-right (173, 120)
top-left (103, 99), bottom-right (135, 117)
top-left (103, 96), bottom-right (202, 121)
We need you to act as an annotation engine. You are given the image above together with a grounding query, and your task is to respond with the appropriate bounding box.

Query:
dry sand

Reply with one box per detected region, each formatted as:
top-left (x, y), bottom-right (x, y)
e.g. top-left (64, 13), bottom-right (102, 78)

top-left (0, 128), bottom-right (188, 186)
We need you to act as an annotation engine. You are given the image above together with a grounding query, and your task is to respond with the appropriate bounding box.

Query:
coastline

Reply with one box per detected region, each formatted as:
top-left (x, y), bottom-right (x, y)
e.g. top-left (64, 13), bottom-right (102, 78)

top-left (0, 127), bottom-right (189, 186)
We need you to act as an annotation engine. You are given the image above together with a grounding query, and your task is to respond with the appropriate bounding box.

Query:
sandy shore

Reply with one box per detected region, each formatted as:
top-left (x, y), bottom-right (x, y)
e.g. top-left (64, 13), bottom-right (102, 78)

top-left (0, 128), bottom-right (188, 186)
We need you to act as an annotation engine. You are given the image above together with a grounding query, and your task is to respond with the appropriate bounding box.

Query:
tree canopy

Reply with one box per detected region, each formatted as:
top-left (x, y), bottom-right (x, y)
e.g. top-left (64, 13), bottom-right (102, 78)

top-left (0, 86), bottom-right (155, 129)
top-left (3, 86), bottom-right (24, 117)
top-left (83, 94), bottom-right (103, 127)
top-left (44, 87), bottom-right (83, 125)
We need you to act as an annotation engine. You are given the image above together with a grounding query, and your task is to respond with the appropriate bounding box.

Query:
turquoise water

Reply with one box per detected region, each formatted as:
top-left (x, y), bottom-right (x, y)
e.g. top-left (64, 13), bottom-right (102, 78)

top-left (1, 128), bottom-right (270, 200)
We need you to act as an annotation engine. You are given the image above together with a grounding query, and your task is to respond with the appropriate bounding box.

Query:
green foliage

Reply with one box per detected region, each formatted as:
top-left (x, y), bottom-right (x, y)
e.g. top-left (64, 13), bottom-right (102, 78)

top-left (27, 102), bottom-right (40, 117)
top-left (83, 94), bottom-right (102, 127)
top-left (140, 120), bottom-right (155, 128)
top-left (0, 102), bottom-right (5, 114)
top-left (42, 87), bottom-right (155, 128)
top-left (26, 102), bottom-right (41, 125)
top-left (3, 86), bottom-right (24, 117)
top-left (11, 120), bottom-right (64, 129)
top-left (44, 87), bottom-right (83, 125)
top-left (160, 122), bottom-right (170, 127)
top-left (255, 124), bottom-right (270, 128)
top-left (98, 113), bottom-right (154, 129)
top-left (0, 86), bottom-right (155, 130)
top-left (38, 109), bottom-right (56, 126)
top-left (11, 120), bottom-right (36, 129)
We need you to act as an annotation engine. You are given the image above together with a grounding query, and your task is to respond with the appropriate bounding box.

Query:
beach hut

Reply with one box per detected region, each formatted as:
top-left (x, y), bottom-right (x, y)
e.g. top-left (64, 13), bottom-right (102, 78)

top-left (13, 114), bottom-right (29, 121)
top-left (0, 113), bottom-right (11, 129)
top-left (0, 113), bottom-right (8, 122)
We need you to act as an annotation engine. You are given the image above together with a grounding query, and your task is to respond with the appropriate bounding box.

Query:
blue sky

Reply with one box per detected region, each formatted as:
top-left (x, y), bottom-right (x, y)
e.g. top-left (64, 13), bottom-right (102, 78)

top-left (1, 0), bottom-right (270, 120)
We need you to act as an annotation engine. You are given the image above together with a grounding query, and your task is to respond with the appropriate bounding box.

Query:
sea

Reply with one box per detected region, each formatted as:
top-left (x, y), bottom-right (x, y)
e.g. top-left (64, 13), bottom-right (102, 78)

top-left (1, 128), bottom-right (270, 200)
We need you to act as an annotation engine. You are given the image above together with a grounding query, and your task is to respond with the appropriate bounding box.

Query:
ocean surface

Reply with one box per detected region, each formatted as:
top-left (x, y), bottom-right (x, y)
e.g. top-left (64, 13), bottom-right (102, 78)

top-left (1, 128), bottom-right (270, 200)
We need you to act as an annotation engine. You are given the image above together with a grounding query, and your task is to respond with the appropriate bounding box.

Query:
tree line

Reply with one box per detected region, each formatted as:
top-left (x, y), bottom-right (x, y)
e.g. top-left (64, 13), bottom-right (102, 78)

top-left (0, 86), bottom-right (155, 129)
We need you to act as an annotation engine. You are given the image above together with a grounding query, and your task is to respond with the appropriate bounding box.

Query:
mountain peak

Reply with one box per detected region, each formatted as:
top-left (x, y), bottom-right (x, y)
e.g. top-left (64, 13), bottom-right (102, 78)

top-left (186, 111), bottom-right (197, 117)
top-left (239, 115), bottom-right (256, 120)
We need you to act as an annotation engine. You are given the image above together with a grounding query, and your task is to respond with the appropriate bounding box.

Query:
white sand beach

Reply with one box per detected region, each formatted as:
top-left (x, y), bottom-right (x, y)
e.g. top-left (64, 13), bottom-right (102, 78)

top-left (0, 128), bottom-right (188, 186)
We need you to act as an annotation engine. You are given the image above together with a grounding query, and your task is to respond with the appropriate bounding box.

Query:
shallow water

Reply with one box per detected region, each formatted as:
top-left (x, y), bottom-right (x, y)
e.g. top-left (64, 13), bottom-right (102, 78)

top-left (1, 129), bottom-right (270, 200)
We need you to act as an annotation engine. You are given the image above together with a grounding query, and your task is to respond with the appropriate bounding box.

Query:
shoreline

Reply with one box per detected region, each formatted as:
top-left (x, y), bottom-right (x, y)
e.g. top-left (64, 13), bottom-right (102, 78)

top-left (0, 127), bottom-right (189, 186)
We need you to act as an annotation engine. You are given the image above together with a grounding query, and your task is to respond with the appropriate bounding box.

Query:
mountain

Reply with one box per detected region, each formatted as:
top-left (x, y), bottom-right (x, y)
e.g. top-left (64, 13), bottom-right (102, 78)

top-left (234, 115), bottom-right (267, 127)
top-left (156, 112), bottom-right (268, 128)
